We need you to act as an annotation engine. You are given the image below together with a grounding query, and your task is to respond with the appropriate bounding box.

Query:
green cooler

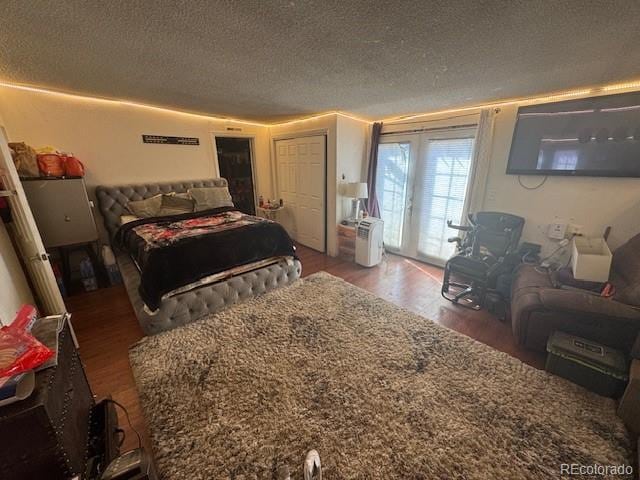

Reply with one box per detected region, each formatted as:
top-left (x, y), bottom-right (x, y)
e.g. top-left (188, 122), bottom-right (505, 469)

top-left (545, 331), bottom-right (629, 398)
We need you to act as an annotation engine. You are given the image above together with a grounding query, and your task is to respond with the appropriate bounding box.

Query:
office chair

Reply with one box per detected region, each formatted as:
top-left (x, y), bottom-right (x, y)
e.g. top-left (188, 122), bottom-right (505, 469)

top-left (441, 211), bottom-right (525, 310)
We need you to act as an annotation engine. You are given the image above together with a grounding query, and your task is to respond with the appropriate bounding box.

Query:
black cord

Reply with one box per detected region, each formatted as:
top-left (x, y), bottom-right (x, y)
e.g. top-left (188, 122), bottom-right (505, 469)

top-left (518, 175), bottom-right (548, 190)
top-left (106, 399), bottom-right (142, 450)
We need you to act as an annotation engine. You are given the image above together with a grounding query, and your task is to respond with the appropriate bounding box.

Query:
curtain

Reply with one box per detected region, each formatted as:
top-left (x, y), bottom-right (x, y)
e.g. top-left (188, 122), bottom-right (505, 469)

top-left (365, 122), bottom-right (383, 217)
top-left (465, 108), bottom-right (497, 214)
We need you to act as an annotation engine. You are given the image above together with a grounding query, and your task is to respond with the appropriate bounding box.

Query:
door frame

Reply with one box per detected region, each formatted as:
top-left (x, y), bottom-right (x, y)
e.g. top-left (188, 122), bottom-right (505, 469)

top-left (211, 132), bottom-right (258, 211)
top-left (377, 126), bottom-right (479, 267)
top-left (271, 131), bottom-right (328, 252)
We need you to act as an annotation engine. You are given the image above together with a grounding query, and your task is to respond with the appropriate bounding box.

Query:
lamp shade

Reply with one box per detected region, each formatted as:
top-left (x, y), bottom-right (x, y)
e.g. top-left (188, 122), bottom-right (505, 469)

top-left (345, 182), bottom-right (368, 199)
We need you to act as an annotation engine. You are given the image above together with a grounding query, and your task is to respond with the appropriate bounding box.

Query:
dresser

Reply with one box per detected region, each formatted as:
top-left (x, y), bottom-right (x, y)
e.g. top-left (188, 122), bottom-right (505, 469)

top-left (0, 322), bottom-right (95, 479)
top-left (22, 178), bottom-right (98, 249)
top-left (22, 177), bottom-right (102, 291)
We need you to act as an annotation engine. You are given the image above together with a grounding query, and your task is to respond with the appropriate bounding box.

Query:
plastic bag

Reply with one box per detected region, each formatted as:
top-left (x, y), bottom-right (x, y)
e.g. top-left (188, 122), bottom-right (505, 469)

top-left (0, 306), bottom-right (54, 378)
top-left (8, 142), bottom-right (39, 177)
top-left (63, 155), bottom-right (85, 177)
top-left (37, 153), bottom-right (65, 177)
top-left (11, 304), bottom-right (38, 332)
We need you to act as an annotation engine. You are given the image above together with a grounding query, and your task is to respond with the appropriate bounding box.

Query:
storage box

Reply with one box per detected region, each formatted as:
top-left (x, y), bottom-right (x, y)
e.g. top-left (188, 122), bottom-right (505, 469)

top-left (546, 331), bottom-right (628, 398)
top-left (571, 237), bottom-right (612, 282)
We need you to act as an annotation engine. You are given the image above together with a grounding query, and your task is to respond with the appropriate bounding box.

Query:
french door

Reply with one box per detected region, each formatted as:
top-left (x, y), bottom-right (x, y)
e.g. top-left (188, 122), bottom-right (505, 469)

top-left (376, 127), bottom-right (477, 266)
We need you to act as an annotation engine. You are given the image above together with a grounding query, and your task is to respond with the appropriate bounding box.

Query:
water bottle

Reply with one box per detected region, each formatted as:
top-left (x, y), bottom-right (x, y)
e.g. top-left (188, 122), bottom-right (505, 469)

top-left (102, 245), bottom-right (122, 285)
top-left (79, 257), bottom-right (98, 292)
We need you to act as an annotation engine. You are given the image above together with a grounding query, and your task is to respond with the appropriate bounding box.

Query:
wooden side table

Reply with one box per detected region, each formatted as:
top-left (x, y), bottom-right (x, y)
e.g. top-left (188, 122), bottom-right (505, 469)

top-left (257, 206), bottom-right (283, 221)
top-left (337, 223), bottom-right (357, 261)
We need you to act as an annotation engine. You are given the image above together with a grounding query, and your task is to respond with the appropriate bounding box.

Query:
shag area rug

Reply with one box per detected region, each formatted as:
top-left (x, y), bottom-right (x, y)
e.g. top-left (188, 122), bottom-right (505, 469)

top-left (129, 272), bottom-right (634, 479)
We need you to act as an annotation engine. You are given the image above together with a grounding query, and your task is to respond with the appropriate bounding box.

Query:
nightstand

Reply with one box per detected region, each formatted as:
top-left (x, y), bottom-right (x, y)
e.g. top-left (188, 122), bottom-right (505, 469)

top-left (257, 205), bottom-right (284, 221)
top-left (337, 223), bottom-right (357, 261)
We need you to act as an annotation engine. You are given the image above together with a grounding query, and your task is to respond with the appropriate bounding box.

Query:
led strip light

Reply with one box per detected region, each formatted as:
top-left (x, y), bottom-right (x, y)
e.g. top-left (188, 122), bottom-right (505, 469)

top-left (1, 77), bottom-right (640, 127)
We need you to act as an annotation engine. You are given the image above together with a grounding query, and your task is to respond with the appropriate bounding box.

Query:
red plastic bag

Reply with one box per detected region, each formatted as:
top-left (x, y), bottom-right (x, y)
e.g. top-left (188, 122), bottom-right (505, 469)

top-left (11, 305), bottom-right (38, 332)
top-left (37, 153), bottom-right (65, 177)
top-left (0, 306), bottom-right (54, 378)
top-left (63, 155), bottom-right (85, 177)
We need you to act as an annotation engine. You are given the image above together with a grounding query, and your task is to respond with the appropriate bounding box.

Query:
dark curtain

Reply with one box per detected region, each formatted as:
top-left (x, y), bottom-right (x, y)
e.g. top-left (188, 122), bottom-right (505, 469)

top-left (365, 122), bottom-right (383, 217)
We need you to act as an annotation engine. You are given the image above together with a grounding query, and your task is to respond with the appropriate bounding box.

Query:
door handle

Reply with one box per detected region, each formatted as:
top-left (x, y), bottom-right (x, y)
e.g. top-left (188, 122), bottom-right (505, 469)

top-left (30, 252), bottom-right (50, 262)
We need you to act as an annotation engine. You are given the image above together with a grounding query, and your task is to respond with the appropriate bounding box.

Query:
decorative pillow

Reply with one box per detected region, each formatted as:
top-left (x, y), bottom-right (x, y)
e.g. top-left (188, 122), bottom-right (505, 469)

top-left (188, 186), bottom-right (234, 211)
top-left (126, 194), bottom-right (162, 218)
top-left (119, 215), bottom-right (141, 225)
top-left (157, 194), bottom-right (195, 216)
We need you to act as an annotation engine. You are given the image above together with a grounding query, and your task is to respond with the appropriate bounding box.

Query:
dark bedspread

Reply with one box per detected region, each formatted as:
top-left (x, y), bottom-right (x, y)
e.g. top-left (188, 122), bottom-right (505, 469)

top-left (115, 207), bottom-right (296, 310)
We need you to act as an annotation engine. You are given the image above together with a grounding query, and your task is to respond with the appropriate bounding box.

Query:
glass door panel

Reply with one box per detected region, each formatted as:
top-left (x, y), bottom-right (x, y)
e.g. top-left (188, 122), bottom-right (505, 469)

top-left (375, 141), bottom-right (411, 250)
top-left (375, 127), bottom-right (477, 265)
top-left (414, 136), bottom-right (475, 263)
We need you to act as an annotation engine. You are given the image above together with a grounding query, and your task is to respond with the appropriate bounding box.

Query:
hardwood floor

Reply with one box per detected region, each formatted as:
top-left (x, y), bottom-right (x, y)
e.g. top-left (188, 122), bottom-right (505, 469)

top-left (67, 244), bottom-right (544, 452)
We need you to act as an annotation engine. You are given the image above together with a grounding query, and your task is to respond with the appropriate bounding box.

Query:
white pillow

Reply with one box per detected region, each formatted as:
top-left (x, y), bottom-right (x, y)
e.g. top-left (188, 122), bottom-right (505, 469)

top-left (188, 186), bottom-right (234, 211)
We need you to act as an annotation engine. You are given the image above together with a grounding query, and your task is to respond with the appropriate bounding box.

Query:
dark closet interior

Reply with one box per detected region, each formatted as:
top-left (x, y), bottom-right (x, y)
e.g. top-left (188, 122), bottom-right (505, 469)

top-left (215, 137), bottom-right (256, 215)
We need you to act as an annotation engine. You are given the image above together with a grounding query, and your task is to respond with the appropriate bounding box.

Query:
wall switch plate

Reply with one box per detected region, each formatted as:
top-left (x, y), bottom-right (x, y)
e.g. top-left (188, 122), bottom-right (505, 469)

top-left (548, 222), bottom-right (567, 240)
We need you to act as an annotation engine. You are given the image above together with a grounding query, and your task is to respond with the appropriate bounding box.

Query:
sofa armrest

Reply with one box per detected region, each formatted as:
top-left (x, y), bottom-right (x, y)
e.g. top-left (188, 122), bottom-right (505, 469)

top-left (632, 334), bottom-right (640, 360)
top-left (618, 359), bottom-right (640, 435)
top-left (539, 289), bottom-right (640, 324)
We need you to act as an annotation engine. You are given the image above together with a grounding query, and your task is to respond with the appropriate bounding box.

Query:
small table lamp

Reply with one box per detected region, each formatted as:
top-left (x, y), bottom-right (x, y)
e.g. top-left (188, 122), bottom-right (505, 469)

top-left (345, 182), bottom-right (368, 221)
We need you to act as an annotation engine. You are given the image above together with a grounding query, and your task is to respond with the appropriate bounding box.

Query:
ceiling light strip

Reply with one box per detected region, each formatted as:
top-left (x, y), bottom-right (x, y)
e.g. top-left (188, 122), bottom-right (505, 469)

top-left (1, 77), bottom-right (640, 128)
top-left (0, 80), bottom-right (269, 127)
top-left (378, 89), bottom-right (594, 123)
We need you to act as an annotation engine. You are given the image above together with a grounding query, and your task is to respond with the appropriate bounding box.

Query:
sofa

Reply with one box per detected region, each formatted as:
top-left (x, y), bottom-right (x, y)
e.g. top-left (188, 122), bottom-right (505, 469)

top-left (511, 232), bottom-right (640, 353)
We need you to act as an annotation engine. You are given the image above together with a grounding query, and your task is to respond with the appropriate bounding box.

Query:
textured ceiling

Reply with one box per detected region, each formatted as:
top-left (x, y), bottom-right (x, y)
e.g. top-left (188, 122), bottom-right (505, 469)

top-left (1, 1), bottom-right (640, 122)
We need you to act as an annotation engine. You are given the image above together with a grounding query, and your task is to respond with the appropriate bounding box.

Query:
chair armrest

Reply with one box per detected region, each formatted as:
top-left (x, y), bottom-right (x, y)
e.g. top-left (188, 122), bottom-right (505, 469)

top-left (538, 289), bottom-right (640, 324)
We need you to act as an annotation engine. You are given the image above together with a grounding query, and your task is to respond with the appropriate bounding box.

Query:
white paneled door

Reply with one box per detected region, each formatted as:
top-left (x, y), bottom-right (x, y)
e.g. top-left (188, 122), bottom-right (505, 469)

top-left (275, 135), bottom-right (326, 252)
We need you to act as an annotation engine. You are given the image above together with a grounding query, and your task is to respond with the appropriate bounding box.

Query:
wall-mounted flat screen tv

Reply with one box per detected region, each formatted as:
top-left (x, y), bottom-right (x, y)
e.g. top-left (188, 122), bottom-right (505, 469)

top-left (507, 91), bottom-right (640, 177)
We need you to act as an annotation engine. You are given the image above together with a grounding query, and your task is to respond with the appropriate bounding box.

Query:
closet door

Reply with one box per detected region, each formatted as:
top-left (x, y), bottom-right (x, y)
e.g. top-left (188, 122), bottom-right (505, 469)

top-left (275, 135), bottom-right (326, 252)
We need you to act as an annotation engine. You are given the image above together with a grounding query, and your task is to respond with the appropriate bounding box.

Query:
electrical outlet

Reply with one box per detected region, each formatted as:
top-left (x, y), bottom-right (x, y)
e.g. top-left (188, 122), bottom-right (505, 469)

top-left (567, 224), bottom-right (583, 236)
top-left (548, 223), bottom-right (567, 240)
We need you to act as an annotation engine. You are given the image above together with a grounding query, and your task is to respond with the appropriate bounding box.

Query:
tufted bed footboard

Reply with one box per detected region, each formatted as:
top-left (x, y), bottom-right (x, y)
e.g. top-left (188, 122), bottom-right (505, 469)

top-left (117, 252), bottom-right (301, 335)
top-left (96, 179), bottom-right (302, 334)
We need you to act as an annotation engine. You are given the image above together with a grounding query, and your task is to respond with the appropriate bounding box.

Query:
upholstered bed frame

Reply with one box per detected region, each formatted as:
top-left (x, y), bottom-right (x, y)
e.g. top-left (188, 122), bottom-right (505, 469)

top-left (95, 179), bottom-right (301, 335)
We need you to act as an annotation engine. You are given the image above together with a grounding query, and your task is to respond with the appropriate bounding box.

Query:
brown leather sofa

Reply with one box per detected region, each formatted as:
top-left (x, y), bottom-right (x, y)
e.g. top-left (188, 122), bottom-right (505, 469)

top-left (511, 233), bottom-right (640, 353)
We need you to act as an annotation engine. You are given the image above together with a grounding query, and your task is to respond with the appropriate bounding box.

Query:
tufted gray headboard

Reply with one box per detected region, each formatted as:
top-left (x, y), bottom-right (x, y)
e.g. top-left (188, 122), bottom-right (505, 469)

top-left (95, 178), bottom-right (228, 239)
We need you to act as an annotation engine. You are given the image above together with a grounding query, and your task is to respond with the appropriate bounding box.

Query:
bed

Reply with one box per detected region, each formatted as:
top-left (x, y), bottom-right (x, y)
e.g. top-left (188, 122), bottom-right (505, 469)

top-left (96, 179), bottom-right (301, 334)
